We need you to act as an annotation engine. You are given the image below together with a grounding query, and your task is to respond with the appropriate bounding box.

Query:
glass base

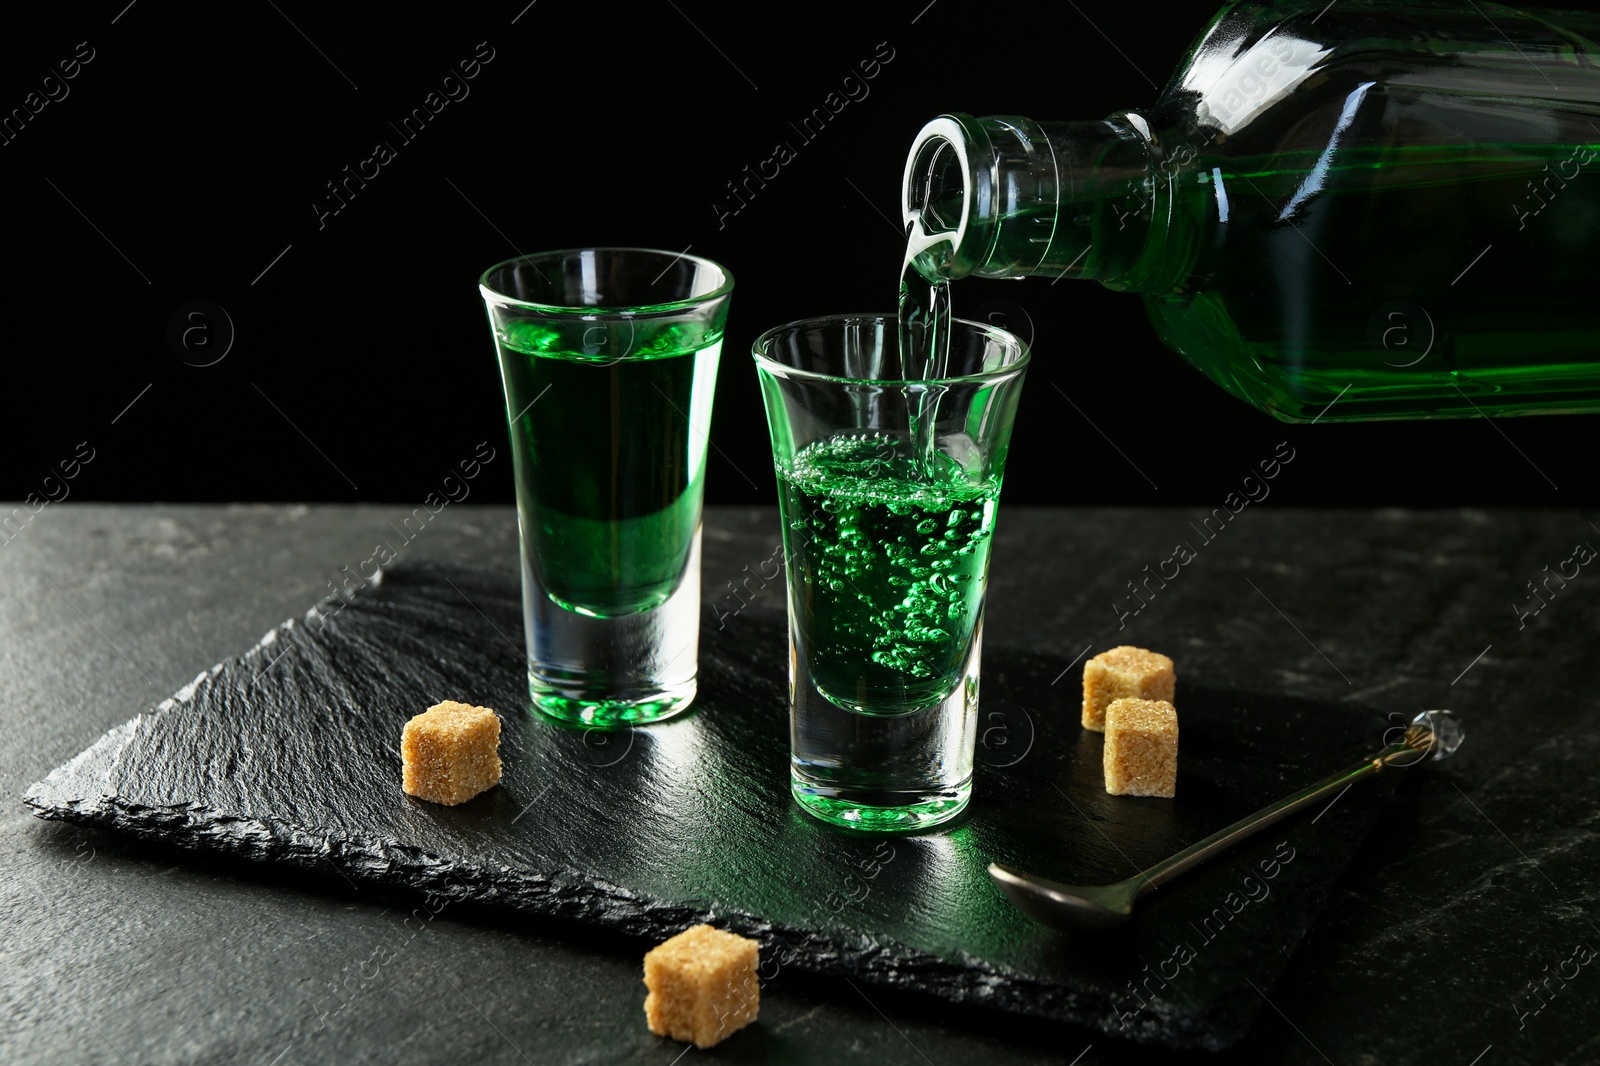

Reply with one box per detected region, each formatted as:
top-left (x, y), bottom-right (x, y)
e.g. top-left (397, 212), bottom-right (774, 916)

top-left (790, 777), bottom-right (971, 832)
top-left (529, 677), bottom-right (695, 728)
top-left (788, 620), bottom-right (982, 833)
top-left (520, 530), bottom-right (701, 732)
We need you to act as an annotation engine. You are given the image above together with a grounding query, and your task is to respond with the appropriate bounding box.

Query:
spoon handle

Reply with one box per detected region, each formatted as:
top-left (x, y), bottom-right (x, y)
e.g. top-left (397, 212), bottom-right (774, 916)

top-left (1133, 727), bottom-right (1430, 896)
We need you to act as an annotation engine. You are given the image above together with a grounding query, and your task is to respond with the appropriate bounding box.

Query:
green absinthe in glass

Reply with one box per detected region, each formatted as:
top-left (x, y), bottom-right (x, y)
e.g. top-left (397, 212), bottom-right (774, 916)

top-left (904, 0), bottom-right (1600, 422)
top-left (777, 433), bottom-right (997, 717)
top-left (496, 317), bottom-right (720, 617)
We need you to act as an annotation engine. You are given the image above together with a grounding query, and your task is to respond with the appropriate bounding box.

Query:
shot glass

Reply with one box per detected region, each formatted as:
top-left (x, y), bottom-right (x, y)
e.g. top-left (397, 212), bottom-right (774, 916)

top-left (481, 248), bottom-right (733, 727)
top-left (753, 314), bottom-right (1029, 830)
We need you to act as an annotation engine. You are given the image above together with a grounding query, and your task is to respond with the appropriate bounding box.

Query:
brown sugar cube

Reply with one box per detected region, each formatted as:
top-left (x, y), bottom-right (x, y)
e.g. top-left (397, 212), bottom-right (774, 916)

top-left (1082, 645), bottom-right (1175, 732)
top-left (643, 924), bottom-right (760, 1048)
top-left (400, 701), bottom-right (501, 806)
top-left (1103, 698), bottom-right (1178, 798)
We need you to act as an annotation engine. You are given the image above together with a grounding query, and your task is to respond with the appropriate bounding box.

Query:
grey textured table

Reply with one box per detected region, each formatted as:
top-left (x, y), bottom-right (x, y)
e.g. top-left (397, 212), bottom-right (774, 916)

top-left (5, 504), bottom-right (1597, 1065)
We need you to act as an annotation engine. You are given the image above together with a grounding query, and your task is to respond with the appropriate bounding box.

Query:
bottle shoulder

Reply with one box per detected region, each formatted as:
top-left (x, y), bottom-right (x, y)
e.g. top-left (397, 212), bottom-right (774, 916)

top-left (1124, 0), bottom-right (1600, 300)
top-left (1156, 0), bottom-right (1600, 153)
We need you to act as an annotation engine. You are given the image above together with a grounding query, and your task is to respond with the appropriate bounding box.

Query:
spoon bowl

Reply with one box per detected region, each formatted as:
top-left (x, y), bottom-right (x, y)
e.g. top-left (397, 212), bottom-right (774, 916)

top-left (988, 862), bottom-right (1138, 929)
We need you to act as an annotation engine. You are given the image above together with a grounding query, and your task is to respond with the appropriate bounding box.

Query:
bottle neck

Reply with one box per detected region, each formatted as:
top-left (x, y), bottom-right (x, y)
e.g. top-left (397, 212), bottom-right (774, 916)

top-left (902, 112), bottom-right (1162, 289)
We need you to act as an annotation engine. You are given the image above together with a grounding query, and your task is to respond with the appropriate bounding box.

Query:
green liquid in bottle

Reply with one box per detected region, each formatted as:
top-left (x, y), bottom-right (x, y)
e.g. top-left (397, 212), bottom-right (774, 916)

top-left (1149, 139), bottom-right (1600, 420)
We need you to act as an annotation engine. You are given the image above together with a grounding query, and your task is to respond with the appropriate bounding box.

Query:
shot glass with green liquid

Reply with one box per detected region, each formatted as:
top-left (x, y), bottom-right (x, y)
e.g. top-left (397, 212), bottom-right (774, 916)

top-left (754, 314), bottom-right (1028, 831)
top-left (481, 249), bottom-right (733, 727)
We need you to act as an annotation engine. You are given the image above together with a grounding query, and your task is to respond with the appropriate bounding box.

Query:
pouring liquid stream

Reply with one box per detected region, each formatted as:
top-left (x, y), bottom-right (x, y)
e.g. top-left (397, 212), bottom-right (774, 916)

top-left (898, 213), bottom-right (956, 475)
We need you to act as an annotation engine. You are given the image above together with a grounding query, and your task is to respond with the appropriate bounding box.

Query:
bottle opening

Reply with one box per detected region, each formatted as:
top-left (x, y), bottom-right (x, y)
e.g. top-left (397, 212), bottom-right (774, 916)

top-left (902, 116), bottom-right (976, 280)
top-left (907, 137), bottom-right (966, 234)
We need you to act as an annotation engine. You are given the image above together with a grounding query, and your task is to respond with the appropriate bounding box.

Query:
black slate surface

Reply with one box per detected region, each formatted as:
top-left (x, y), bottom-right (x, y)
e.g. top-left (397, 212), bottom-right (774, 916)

top-left (27, 557), bottom-right (1402, 1050)
top-left (11, 505), bottom-right (1597, 1065)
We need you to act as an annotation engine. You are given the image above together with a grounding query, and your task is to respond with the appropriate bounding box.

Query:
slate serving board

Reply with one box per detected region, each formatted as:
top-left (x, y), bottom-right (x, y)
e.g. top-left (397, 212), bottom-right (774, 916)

top-left (26, 560), bottom-right (1400, 1050)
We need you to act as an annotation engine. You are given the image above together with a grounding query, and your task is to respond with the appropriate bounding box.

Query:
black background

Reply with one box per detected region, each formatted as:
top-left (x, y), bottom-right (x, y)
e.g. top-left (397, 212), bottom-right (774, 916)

top-left (3, 1), bottom-right (1593, 508)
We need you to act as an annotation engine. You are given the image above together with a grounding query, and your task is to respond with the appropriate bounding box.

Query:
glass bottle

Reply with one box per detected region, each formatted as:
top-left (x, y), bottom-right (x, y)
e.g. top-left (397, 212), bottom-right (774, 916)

top-left (901, 0), bottom-right (1600, 421)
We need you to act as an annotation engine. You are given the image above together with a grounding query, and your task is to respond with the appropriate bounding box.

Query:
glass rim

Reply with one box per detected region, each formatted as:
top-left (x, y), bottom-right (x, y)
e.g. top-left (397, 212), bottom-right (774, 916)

top-left (751, 312), bottom-right (1031, 386)
top-left (478, 247), bottom-right (735, 316)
